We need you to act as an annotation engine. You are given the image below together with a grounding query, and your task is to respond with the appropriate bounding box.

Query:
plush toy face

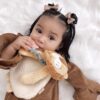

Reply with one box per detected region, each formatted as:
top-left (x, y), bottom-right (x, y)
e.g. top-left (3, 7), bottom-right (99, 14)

top-left (44, 50), bottom-right (68, 80)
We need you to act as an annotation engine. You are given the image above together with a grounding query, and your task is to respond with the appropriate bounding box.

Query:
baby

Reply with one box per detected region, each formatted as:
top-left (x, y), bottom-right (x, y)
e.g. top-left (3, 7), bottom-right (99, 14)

top-left (0, 3), bottom-right (100, 100)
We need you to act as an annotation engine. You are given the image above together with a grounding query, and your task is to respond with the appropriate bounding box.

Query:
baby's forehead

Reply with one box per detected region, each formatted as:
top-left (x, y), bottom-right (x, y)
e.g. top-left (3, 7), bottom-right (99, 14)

top-left (37, 15), bottom-right (66, 28)
top-left (35, 15), bottom-right (66, 35)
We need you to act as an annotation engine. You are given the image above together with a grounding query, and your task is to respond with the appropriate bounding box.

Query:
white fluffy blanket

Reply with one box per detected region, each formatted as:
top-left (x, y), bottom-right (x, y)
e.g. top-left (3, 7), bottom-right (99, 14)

top-left (0, 0), bottom-right (100, 100)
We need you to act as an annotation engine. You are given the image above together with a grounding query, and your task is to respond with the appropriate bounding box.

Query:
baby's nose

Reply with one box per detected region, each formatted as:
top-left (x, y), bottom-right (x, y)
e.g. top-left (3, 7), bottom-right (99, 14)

top-left (39, 36), bottom-right (46, 43)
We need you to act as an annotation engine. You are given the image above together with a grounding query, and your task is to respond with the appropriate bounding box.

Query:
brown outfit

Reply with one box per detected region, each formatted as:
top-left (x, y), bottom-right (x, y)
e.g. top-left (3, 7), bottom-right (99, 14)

top-left (0, 33), bottom-right (100, 100)
top-left (5, 79), bottom-right (59, 100)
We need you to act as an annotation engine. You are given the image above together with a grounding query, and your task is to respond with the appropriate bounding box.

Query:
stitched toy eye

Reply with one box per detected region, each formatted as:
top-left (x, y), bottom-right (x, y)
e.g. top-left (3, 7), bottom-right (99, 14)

top-left (53, 58), bottom-right (61, 69)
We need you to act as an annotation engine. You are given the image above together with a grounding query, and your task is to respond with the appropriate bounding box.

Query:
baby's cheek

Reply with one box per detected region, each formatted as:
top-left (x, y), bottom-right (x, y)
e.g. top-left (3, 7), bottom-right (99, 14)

top-left (49, 44), bottom-right (59, 51)
top-left (30, 33), bottom-right (36, 39)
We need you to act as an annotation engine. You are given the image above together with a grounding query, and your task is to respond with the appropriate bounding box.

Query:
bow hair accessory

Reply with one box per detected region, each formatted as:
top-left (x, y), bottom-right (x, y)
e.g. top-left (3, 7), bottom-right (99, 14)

top-left (65, 12), bottom-right (75, 24)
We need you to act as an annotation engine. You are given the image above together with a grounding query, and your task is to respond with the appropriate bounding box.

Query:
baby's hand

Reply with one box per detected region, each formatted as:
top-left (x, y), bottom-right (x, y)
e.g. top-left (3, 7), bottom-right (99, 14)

top-left (11, 36), bottom-right (38, 51)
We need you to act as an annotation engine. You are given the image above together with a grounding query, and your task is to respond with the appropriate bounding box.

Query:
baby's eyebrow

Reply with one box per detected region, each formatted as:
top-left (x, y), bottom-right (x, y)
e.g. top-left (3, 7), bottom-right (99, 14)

top-left (37, 24), bottom-right (44, 29)
top-left (50, 31), bottom-right (57, 36)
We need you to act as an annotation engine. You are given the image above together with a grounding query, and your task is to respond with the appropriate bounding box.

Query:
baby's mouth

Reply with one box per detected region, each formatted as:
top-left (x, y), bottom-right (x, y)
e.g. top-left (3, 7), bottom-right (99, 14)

top-left (35, 44), bottom-right (44, 51)
top-left (32, 41), bottom-right (44, 51)
top-left (31, 46), bottom-right (44, 52)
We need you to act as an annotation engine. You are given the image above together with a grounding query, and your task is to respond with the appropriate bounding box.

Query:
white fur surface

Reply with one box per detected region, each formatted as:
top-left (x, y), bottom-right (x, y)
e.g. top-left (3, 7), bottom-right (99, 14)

top-left (0, 0), bottom-right (100, 100)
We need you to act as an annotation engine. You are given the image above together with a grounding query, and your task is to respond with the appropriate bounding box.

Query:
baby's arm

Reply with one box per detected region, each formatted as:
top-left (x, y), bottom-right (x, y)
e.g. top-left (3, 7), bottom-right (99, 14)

top-left (67, 62), bottom-right (100, 100)
top-left (1, 36), bottom-right (35, 59)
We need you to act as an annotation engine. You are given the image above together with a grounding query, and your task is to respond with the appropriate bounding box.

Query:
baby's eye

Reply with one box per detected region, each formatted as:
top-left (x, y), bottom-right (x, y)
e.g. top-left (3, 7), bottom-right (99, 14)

top-left (49, 35), bottom-right (55, 40)
top-left (36, 28), bottom-right (42, 34)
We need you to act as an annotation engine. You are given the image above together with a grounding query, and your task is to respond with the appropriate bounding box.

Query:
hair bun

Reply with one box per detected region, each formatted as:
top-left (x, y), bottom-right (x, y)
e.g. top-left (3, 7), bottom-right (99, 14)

top-left (44, 3), bottom-right (59, 11)
top-left (66, 12), bottom-right (78, 25)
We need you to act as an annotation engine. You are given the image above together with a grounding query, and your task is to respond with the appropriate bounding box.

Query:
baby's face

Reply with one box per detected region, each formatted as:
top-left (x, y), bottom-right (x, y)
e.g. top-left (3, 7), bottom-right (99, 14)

top-left (30, 16), bottom-right (66, 51)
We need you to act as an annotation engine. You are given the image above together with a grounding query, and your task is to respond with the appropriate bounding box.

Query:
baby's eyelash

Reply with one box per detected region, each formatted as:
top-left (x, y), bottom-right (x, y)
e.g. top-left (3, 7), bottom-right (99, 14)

top-left (36, 28), bottom-right (42, 33)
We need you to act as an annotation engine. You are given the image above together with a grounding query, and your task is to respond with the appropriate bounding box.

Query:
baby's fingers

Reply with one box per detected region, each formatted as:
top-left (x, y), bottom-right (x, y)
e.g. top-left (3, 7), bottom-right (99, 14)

top-left (25, 37), bottom-right (39, 49)
top-left (21, 43), bottom-right (32, 50)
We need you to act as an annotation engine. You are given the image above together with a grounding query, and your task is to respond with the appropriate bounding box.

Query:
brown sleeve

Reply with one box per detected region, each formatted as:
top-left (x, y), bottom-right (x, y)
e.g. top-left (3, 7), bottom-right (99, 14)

top-left (67, 62), bottom-right (100, 100)
top-left (0, 33), bottom-right (23, 69)
top-left (67, 62), bottom-right (88, 89)
top-left (0, 33), bottom-right (19, 56)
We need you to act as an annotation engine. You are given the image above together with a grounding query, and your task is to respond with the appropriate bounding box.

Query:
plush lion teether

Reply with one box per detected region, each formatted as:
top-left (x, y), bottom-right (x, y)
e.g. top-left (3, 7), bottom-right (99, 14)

top-left (19, 48), bottom-right (68, 84)
top-left (44, 50), bottom-right (68, 80)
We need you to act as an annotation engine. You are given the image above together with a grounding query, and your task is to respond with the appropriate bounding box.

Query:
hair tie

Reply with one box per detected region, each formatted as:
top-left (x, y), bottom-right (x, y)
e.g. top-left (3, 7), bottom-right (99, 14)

top-left (65, 12), bottom-right (75, 24)
top-left (44, 3), bottom-right (59, 11)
